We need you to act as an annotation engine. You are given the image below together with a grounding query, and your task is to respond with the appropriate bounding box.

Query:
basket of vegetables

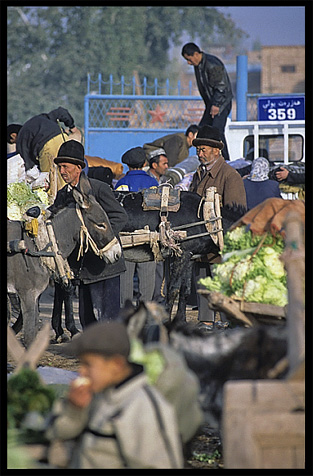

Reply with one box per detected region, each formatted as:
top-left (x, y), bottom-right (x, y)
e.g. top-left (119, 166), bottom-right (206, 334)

top-left (198, 225), bottom-right (288, 327)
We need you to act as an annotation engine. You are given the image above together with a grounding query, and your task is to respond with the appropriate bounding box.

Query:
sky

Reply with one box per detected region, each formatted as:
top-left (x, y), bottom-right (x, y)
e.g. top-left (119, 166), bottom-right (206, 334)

top-left (216, 6), bottom-right (305, 49)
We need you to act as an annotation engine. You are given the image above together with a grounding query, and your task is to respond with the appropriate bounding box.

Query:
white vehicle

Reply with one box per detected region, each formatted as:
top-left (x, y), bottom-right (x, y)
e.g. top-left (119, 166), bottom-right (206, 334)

top-left (225, 119), bottom-right (305, 199)
top-left (226, 119), bottom-right (305, 165)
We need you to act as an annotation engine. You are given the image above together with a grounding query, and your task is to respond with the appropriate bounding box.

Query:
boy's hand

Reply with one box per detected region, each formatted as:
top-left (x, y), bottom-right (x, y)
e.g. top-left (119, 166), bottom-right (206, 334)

top-left (68, 377), bottom-right (92, 408)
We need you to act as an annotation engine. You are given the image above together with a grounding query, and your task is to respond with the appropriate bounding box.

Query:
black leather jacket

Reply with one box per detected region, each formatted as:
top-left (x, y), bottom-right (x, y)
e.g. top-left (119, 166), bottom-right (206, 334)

top-left (194, 53), bottom-right (233, 114)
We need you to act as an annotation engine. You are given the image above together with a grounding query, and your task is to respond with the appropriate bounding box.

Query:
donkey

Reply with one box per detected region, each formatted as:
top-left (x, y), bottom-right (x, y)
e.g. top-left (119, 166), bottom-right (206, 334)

top-left (115, 189), bottom-right (246, 321)
top-left (7, 175), bottom-right (121, 347)
top-left (119, 301), bottom-right (288, 429)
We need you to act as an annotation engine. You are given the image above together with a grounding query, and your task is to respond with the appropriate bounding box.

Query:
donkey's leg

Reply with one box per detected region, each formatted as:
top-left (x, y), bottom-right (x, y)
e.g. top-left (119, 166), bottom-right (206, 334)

top-left (64, 286), bottom-right (80, 337)
top-left (20, 291), bottom-right (41, 348)
top-left (175, 259), bottom-right (193, 322)
top-left (166, 255), bottom-right (185, 320)
top-left (51, 282), bottom-right (65, 340)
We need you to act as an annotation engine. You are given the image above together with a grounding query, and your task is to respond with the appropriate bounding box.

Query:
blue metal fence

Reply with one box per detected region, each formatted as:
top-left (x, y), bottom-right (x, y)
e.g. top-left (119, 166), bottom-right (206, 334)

top-left (84, 75), bottom-right (204, 163)
top-left (84, 66), bottom-right (304, 165)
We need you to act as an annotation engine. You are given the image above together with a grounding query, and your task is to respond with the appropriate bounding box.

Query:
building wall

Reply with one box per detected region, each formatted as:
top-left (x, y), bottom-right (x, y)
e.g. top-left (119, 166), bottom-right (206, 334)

top-left (261, 46), bottom-right (305, 94)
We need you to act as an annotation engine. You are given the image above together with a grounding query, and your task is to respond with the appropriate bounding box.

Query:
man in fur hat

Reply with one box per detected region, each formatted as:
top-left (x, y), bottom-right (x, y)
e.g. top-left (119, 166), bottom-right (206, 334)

top-left (49, 140), bottom-right (128, 327)
top-left (189, 125), bottom-right (247, 330)
top-left (190, 125), bottom-right (246, 208)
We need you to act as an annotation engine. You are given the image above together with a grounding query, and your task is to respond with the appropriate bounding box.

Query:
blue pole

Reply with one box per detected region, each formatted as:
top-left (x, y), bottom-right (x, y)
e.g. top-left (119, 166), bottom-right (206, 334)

top-left (84, 95), bottom-right (89, 154)
top-left (236, 55), bottom-right (248, 121)
top-left (98, 73), bottom-right (102, 95)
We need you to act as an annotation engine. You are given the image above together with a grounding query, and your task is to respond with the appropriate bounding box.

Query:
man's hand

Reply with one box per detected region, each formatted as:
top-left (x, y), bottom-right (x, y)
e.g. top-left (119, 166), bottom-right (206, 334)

top-left (275, 167), bottom-right (289, 181)
top-left (210, 105), bottom-right (220, 118)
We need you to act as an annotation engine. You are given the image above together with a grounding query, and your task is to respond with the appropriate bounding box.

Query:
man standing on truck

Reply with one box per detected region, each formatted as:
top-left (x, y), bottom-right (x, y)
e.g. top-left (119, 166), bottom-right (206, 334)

top-left (182, 43), bottom-right (233, 161)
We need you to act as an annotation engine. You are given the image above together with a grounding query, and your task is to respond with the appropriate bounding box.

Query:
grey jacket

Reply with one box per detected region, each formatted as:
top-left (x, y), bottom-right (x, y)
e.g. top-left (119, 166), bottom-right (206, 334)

top-left (195, 53), bottom-right (233, 114)
top-left (45, 365), bottom-right (184, 469)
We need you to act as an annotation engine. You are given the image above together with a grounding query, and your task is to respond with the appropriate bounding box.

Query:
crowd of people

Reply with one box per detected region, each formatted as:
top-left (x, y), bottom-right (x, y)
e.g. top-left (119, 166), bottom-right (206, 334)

top-left (7, 41), bottom-right (305, 470)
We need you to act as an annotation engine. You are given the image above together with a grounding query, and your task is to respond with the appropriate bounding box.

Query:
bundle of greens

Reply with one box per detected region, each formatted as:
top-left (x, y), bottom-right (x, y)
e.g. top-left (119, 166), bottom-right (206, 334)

top-left (7, 182), bottom-right (49, 221)
top-left (129, 339), bottom-right (166, 385)
top-left (199, 226), bottom-right (288, 307)
top-left (7, 368), bottom-right (56, 432)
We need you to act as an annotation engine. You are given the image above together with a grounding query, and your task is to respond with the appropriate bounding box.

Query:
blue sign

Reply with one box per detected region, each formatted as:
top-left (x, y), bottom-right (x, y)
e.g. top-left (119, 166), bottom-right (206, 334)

top-left (258, 96), bottom-right (305, 121)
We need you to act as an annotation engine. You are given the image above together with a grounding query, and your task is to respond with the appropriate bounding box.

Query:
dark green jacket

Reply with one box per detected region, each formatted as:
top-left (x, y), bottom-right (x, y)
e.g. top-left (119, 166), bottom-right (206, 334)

top-left (143, 133), bottom-right (189, 167)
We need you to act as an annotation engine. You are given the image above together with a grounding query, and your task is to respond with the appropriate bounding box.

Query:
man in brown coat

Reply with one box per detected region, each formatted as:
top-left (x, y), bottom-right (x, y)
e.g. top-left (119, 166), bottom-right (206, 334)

top-left (189, 125), bottom-right (247, 330)
top-left (189, 125), bottom-right (246, 207)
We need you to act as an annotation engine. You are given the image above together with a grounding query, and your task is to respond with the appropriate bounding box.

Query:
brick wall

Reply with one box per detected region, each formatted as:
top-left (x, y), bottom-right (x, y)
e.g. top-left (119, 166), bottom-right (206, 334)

top-left (261, 46), bottom-right (305, 94)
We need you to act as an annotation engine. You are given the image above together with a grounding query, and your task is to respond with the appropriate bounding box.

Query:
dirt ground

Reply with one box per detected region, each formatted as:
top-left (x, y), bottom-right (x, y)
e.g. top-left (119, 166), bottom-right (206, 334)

top-left (7, 285), bottom-right (224, 469)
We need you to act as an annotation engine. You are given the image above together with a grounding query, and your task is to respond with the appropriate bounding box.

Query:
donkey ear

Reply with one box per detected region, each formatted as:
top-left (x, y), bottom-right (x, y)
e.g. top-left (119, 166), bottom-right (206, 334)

top-left (72, 187), bottom-right (90, 209)
top-left (79, 172), bottom-right (92, 195)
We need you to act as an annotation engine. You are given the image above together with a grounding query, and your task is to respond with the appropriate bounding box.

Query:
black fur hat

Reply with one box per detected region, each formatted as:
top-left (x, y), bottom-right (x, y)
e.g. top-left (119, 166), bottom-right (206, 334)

top-left (54, 140), bottom-right (86, 168)
top-left (192, 125), bottom-right (224, 150)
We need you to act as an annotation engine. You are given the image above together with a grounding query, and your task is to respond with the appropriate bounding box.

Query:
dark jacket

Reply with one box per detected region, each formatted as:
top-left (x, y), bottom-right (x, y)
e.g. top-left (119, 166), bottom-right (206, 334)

top-left (16, 107), bottom-right (75, 170)
top-left (50, 173), bottom-right (128, 284)
top-left (195, 53), bottom-right (233, 114)
top-left (285, 171), bottom-right (305, 185)
top-left (190, 156), bottom-right (247, 209)
top-left (244, 178), bottom-right (282, 210)
top-left (143, 133), bottom-right (189, 167)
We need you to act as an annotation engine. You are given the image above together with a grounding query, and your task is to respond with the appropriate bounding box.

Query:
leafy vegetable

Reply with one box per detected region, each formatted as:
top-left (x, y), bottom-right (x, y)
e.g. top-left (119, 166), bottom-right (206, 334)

top-left (33, 187), bottom-right (49, 205)
top-left (7, 368), bottom-right (56, 430)
top-left (7, 182), bottom-right (48, 220)
top-left (199, 226), bottom-right (287, 306)
top-left (129, 339), bottom-right (166, 385)
top-left (192, 450), bottom-right (221, 464)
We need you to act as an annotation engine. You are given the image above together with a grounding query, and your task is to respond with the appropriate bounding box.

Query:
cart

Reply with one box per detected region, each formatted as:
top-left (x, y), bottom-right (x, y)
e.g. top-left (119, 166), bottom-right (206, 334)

top-left (197, 289), bottom-right (286, 327)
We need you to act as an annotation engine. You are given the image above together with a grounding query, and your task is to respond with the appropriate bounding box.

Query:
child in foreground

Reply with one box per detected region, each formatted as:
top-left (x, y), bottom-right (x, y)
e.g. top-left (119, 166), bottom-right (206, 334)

top-left (45, 321), bottom-right (184, 469)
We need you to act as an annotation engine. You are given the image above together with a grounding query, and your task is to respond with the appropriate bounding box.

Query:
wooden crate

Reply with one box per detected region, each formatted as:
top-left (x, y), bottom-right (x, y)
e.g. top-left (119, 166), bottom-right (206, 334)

top-left (222, 380), bottom-right (305, 469)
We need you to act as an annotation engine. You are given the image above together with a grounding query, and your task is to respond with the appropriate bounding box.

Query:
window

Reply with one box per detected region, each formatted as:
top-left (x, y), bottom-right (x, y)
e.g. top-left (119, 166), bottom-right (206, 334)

top-left (244, 134), bottom-right (304, 163)
top-left (281, 65), bottom-right (296, 73)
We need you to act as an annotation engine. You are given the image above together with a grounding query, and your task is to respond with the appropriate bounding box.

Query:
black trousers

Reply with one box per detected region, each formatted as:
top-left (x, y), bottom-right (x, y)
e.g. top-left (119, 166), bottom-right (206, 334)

top-left (199, 102), bottom-right (232, 161)
top-left (79, 276), bottom-right (121, 328)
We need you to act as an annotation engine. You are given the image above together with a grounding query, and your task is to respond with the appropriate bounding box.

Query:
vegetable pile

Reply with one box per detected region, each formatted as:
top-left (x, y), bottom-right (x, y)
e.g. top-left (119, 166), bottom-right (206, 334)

top-left (199, 226), bottom-right (288, 307)
top-left (7, 182), bottom-right (49, 221)
top-left (7, 368), bottom-right (56, 431)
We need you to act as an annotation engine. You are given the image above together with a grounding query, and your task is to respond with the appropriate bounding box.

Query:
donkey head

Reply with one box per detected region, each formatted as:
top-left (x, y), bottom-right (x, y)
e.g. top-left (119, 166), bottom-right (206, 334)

top-left (71, 174), bottom-right (122, 264)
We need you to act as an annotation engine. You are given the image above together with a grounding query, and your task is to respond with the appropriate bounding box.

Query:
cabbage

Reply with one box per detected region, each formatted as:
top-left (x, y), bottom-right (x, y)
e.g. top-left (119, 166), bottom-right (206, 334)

top-left (7, 182), bottom-right (46, 220)
top-left (129, 339), bottom-right (165, 385)
top-left (199, 226), bottom-right (287, 306)
top-left (33, 188), bottom-right (49, 205)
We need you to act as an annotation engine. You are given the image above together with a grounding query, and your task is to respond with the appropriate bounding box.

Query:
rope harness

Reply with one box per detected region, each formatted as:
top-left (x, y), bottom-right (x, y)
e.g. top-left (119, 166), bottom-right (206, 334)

top-left (75, 205), bottom-right (119, 261)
